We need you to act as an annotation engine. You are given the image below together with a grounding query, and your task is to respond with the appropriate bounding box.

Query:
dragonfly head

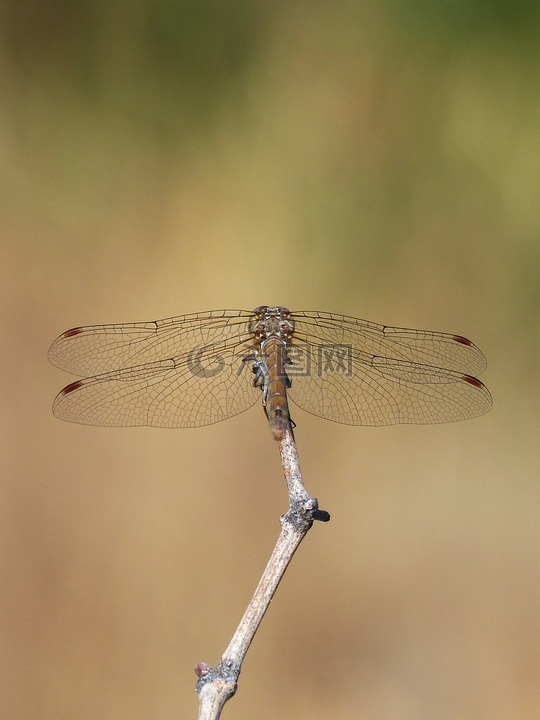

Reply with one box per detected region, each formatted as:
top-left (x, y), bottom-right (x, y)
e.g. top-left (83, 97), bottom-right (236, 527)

top-left (249, 306), bottom-right (295, 340)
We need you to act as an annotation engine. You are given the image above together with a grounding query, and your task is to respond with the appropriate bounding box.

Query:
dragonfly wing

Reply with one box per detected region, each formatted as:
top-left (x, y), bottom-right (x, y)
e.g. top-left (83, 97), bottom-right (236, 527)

top-left (52, 342), bottom-right (260, 428)
top-left (48, 310), bottom-right (252, 375)
top-left (292, 311), bottom-right (488, 377)
top-left (287, 343), bottom-right (492, 426)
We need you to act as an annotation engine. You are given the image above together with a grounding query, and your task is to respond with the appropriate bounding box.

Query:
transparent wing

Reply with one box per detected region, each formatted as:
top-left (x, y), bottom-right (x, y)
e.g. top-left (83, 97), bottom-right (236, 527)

top-left (287, 344), bottom-right (491, 426)
top-left (52, 341), bottom-right (261, 428)
top-left (49, 307), bottom-right (492, 430)
top-left (48, 310), bottom-right (253, 375)
top-left (286, 313), bottom-right (492, 426)
top-left (291, 311), bottom-right (488, 377)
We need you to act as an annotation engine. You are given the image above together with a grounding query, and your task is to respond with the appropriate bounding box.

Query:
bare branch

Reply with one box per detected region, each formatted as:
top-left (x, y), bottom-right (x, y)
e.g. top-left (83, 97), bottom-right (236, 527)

top-left (195, 424), bottom-right (329, 718)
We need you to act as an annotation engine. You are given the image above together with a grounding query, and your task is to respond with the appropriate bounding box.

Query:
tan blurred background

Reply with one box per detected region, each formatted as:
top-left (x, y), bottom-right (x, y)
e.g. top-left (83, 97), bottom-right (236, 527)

top-left (2, 1), bottom-right (539, 718)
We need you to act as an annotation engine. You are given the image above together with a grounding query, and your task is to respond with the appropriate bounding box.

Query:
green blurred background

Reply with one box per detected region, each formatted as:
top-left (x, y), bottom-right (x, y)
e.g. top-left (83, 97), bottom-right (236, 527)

top-left (2, 1), bottom-right (540, 718)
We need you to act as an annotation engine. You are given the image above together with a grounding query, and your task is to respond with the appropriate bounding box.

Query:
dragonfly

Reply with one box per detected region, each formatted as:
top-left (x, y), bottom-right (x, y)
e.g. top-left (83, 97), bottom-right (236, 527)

top-left (49, 306), bottom-right (492, 440)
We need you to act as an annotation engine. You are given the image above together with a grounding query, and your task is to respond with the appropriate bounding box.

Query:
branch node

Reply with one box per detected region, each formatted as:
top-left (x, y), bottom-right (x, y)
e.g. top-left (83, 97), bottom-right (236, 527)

top-left (195, 661), bottom-right (239, 695)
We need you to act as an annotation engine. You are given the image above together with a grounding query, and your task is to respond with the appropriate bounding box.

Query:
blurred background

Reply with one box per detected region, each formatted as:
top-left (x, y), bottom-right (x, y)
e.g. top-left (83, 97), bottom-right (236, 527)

top-left (2, 1), bottom-right (539, 718)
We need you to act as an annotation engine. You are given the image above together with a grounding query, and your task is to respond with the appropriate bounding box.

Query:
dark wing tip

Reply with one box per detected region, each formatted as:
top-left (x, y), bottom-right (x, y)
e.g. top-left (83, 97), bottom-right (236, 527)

top-left (453, 335), bottom-right (474, 347)
top-left (462, 374), bottom-right (485, 389)
top-left (61, 327), bottom-right (84, 339)
top-left (60, 380), bottom-right (84, 395)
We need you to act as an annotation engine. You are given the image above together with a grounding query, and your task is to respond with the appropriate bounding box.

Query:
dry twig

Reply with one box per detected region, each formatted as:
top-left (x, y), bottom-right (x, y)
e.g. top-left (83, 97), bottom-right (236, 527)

top-left (195, 424), bottom-right (329, 718)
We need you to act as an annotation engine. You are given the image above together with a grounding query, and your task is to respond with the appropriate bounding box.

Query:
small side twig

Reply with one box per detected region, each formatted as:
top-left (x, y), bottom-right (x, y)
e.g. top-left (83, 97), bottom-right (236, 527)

top-left (195, 425), bottom-right (329, 719)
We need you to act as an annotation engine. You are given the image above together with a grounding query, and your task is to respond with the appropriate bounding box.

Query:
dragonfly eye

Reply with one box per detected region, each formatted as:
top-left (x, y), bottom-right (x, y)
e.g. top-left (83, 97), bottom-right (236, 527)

top-left (248, 307), bottom-right (270, 336)
top-left (250, 306), bottom-right (268, 321)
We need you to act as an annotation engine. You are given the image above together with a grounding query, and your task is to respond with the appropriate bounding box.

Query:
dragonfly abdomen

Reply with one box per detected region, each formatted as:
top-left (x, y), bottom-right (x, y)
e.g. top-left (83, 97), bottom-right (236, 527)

top-left (261, 337), bottom-right (291, 441)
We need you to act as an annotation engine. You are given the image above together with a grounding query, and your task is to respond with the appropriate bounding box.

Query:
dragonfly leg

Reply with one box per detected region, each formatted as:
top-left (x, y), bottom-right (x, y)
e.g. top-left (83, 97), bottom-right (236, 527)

top-left (249, 359), bottom-right (269, 395)
top-left (284, 356), bottom-right (293, 389)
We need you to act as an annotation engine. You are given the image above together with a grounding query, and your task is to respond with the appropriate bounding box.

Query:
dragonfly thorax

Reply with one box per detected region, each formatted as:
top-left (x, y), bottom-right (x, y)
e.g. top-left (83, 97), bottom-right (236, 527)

top-left (249, 306), bottom-right (295, 341)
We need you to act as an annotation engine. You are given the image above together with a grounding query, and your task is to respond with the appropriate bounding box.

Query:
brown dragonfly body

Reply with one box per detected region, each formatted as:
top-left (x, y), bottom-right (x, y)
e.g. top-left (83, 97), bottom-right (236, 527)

top-left (248, 306), bottom-right (295, 440)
